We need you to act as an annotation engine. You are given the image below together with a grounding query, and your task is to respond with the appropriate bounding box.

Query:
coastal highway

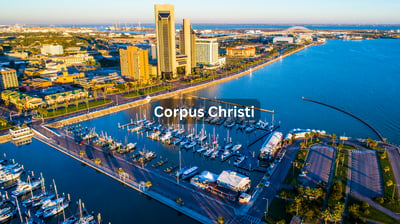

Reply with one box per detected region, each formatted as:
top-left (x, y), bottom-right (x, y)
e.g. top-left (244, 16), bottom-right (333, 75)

top-left (246, 143), bottom-right (299, 220)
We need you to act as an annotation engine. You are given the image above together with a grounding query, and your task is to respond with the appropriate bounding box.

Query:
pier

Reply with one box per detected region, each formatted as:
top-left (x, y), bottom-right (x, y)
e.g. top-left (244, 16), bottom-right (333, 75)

top-left (302, 97), bottom-right (384, 141)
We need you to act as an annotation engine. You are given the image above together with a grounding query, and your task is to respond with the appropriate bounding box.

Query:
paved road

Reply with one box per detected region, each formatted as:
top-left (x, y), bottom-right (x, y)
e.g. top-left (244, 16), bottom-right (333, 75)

top-left (350, 150), bottom-right (383, 198)
top-left (299, 144), bottom-right (335, 187)
top-left (246, 143), bottom-right (299, 219)
top-left (386, 147), bottom-right (400, 199)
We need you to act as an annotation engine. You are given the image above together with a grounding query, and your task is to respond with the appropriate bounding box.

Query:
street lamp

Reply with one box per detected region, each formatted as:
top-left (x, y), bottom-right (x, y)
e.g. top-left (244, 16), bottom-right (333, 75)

top-left (263, 197), bottom-right (269, 220)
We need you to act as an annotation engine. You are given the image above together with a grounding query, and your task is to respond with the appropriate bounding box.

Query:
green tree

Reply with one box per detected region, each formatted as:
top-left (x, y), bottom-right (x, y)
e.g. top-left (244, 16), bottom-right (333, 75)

top-left (321, 209), bottom-right (331, 224)
top-left (331, 133), bottom-right (337, 146)
top-left (304, 133), bottom-right (309, 145)
top-left (75, 99), bottom-right (79, 111)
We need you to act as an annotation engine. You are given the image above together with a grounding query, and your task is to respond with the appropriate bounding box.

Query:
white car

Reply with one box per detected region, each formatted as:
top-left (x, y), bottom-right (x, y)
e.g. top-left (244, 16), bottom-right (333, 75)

top-left (265, 181), bottom-right (271, 187)
top-left (239, 193), bottom-right (251, 203)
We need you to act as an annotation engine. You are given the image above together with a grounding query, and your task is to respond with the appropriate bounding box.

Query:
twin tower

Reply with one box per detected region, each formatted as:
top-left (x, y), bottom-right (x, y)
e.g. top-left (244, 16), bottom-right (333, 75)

top-left (155, 4), bottom-right (196, 79)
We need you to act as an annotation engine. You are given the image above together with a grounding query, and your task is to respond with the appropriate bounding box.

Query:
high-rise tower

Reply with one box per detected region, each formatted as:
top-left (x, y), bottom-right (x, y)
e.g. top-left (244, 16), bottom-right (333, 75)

top-left (155, 4), bottom-right (176, 79)
top-left (179, 19), bottom-right (197, 75)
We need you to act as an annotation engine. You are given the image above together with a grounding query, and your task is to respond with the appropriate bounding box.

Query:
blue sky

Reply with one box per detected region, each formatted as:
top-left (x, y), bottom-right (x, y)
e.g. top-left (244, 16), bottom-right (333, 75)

top-left (2, 0), bottom-right (400, 24)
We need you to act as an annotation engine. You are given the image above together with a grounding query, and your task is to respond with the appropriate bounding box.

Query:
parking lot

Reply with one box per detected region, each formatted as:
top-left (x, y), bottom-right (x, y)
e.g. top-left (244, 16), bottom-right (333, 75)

top-left (299, 144), bottom-right (335, 187)
top-left (350, 150), bottom-right (383, 198)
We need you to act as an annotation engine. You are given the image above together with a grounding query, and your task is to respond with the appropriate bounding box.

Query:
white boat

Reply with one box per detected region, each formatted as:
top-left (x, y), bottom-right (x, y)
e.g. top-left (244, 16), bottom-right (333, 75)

top-left (176, 128), bottom-right (185, 135)
top-left (203, 148), bottom-right (214, 157)
top-left (160, 132), bottom-right (173, 142)
top-left (184, 141), bottom-right (196, 149)
top-left (43, 202), bottom-right (69, 218)
top-left (231, 144), bottom-right (242, 152)
top-left (234, 156), bottom-right (246, 166)
top-left (181, 166), bottom-right (199, 180)
top-left (221, 150), bottom-right (232, 161)
top-left (76, 215), bottom-right (96, 224)
top-left (197, 146), bottom-right (208, 153)
top-left (12, 179), bottom-right (41, 197)
top-left (245, 126), bottom-right (255, 133)
top-left (0, 171), bottom-right (23, 183)
top-left (224, 143), bottom-right (233, 150)
top-left (0, 207), bottom-right (13, 222)
top-left (211, 150), bottom-right (219, 159)
top-left (41, 197), bottom-right (65, 210)
top-left (148, 131), bottom-right (161, 139)
top-left (173, 138), bottom-right (181, 145)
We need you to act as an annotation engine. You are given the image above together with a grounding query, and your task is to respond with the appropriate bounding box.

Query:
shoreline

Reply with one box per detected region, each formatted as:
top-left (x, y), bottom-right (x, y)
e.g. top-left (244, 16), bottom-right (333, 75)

top-left (46, 44), bottom-right (312, 128)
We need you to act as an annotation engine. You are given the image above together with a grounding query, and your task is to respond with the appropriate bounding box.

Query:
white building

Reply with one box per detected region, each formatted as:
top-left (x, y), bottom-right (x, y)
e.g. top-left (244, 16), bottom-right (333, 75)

top-left (217, 170), bottom-right (251, 192)
top-left (196, 38), bottom-right (219, 65)
top-left (41, 44), bottom-right (64, 55)
top-left (273, 36), bottom-right (294, 44)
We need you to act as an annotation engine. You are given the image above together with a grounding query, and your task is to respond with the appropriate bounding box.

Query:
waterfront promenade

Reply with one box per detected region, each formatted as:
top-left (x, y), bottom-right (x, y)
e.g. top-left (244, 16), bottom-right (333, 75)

top-left (46, 44), bottom-right (312, 129)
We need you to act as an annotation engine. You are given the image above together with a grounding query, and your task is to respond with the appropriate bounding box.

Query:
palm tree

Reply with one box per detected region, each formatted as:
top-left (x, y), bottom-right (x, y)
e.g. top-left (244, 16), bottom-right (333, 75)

top-left (331, 133), bottom-right (337, 146)
top-left (75, 100), bottom-right (79, 111)
top-left (321, 209), bottom-right (331, 224)
top-left (310, 131), bottom-right (315, 143)
top-left (64, 99), bottom-right (69, 113)
top-left (79, 150), bottom-right (86, 158)
top-left (145, 181), bottom-right (152, 189)
top-left (94, 158), bottom-right (101, 165)
top-left (304, 133), bottom-right (309, 146)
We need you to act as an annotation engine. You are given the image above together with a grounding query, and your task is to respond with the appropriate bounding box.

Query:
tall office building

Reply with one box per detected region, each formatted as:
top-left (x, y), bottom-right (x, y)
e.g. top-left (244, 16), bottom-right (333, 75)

top-left (155, 4), bottom-right (176, 79)
top-left (119, 46), bottom-right (150, 83)
top-left (0, 67), bottom-right (18, 90)
top-left (179, 19), bottom-right (197, 75)
top-left (196, 38), bottom-right (219, 65)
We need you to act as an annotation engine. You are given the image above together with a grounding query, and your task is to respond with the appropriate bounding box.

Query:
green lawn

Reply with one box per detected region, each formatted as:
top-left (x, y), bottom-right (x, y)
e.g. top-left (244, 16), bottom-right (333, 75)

top-left (377, 150), bottom-right (400, 212)
top-left (348, 196), bottom-right (400, 224)
top-left (44, 99), bottom-right (112, 118)
top-left (263, 198), bottom-right (291, 224)
top-left (122, 86), bottom-right (172, 98)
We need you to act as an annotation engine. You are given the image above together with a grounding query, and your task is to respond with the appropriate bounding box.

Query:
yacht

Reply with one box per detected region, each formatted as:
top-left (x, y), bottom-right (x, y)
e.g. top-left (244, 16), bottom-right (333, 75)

top-left (181, 166), bottom-right (199, 180)
top-left (43, 202), bottom-right (69, 218)
top-left (231, 144), bottom-right (242, 152)
top-left (234, 156), bottom-right (246, 166)
top-left (12, 179), bottom-right (41, 197)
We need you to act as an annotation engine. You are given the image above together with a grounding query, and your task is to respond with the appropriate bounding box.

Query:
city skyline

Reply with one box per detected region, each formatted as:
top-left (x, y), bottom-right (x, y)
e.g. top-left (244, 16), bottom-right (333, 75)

top-left (1, 0), bottom-right (400, 25)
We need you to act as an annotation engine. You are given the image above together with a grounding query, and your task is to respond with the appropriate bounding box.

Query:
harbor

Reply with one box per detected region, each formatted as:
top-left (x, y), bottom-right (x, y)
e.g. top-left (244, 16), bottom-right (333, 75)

top-left (0, 154), bottom-right (104, 224)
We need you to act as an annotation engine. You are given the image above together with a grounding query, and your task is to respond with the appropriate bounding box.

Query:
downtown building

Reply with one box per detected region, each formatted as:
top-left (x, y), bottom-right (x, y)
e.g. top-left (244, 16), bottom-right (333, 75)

top-left (0, 67), bottom-right (19, 90)
top-left (155, 4), bottom-right (177, 79)
top-left (196, 38), bottom-right (219, 65)
top-left (155, 4), bottom-right (198, 79)
top-left (119, 46), bottom-right (150, 83)
top-left (41, 44), bottom-right (64, 56)
top-left (179, 19), bottom-right (197, 75)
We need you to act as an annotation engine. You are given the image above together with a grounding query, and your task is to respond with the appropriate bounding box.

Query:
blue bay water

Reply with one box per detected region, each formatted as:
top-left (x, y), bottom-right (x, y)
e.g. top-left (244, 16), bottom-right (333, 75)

top-left (191, 39), bottom-right (400, 143)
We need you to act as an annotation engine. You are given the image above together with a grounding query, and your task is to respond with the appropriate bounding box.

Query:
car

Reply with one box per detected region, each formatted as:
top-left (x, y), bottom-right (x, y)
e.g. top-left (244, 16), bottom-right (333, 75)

top-left (239, 193), bottom-right (251, 203)
top-left (265, 181), bottom-right (271, 187)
